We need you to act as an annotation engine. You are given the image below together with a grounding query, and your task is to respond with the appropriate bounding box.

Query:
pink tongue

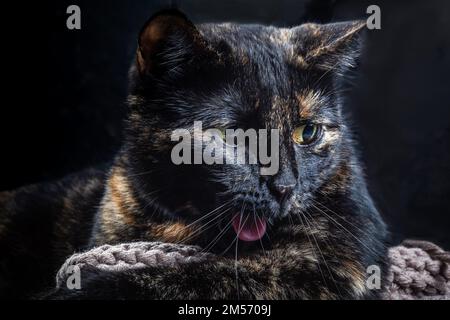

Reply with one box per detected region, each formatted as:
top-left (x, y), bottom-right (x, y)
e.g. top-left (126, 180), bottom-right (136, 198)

top-left (232, 214), bottom-right (267, 242)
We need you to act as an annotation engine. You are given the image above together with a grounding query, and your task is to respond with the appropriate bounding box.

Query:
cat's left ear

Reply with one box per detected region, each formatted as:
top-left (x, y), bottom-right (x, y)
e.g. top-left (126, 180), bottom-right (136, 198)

top-left (291, 21), bottom-right (366, 75)
top-left (136, 9), bottom-right (208, 78)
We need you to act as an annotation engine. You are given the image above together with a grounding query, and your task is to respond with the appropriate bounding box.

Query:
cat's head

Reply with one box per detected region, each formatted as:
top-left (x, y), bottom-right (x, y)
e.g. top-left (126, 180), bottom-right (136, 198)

top-left (124, 9), bottom-right (367, 252)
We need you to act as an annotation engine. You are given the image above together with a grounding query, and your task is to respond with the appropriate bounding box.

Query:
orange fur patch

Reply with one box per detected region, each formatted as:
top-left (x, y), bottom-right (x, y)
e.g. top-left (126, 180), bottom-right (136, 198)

top-left (296, 91), bottom-right (322, 118)
top-left (152, 222), bottom-right (195, 243)
top-left (108, 170), bottom-right (137, 225)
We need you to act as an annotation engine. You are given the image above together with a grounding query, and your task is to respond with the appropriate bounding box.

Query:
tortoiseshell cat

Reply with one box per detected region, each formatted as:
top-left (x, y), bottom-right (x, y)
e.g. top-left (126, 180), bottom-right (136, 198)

top-left (0, 9), bottom-right (387, 299)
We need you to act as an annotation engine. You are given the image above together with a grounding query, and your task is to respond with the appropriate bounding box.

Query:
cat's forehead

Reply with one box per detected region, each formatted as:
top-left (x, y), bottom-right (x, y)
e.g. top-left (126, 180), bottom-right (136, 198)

top-left (198, 23), bottom-right (323, 115)
top-left (199, 24), bottom-right (297, 95)
top-left (198, 23), bottom-right (295, 57)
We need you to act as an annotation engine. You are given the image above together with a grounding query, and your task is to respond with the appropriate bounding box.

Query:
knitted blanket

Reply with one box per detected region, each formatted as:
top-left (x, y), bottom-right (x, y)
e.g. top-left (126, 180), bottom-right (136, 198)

top-left (56, 240), bottom-right (450, 300)
top-left (383, 240), bottom-right (450, 300)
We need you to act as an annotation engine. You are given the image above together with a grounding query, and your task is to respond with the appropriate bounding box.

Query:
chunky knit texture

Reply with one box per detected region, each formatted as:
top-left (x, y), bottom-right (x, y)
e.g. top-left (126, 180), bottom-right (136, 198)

top-left (56, 240), bottom-right (450, 299)
top-left (56, 242), bottom-right (210, 288)
top-left (383, 240), bottom-right (450, 300)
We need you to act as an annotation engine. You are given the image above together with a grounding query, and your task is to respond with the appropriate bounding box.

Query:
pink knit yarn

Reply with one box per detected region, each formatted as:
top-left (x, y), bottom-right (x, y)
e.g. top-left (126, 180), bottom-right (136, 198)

top-left (383, 240), bottom-right (450, 300)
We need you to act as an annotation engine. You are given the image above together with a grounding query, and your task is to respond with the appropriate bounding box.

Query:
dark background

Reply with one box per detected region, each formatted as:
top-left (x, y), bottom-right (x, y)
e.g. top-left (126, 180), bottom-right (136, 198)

top-left (2, 0), bottom-right (449, 247)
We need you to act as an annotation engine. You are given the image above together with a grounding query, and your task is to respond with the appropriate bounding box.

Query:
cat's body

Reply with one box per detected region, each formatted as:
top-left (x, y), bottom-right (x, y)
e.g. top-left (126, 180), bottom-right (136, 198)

top-left (0, 10), bottom-right (387, 299)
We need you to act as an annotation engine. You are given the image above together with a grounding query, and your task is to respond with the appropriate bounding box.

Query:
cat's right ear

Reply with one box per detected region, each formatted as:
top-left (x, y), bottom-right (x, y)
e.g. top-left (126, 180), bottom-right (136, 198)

top-left (291, 21), bottom-right (366, 75)
top-left (136, 9), bottom-right (203, 78)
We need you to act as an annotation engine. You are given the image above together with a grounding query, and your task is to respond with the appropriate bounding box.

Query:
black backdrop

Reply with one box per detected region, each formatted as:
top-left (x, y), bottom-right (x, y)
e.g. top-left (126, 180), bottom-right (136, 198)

top-left (2, 0), bottom-right (449, 247)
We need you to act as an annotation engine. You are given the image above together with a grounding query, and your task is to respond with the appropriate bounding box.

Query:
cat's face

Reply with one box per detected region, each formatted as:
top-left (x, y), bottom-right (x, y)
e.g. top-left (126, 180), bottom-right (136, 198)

top-left (126, 10), bottom-right (365, 252)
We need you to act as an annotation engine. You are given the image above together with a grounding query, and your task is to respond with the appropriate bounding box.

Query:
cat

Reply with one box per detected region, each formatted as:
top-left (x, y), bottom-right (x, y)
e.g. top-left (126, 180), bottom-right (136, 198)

top-left (0, 9), bottom-right (387, 299)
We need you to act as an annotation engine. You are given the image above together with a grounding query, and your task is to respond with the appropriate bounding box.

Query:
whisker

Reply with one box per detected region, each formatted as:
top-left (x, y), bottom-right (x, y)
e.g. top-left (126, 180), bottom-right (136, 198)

top-left (127, 169), bottom-right (154, 178)
top-left (254, 207), bottom-right (267, 257)
top-left (234, 212), bottom-right (250, 300)
top-left (184, 199), bottom-right (234, 229)
top-left (308, 200), bottom-right (380, 255)
top-left (201, 216), bottom-right (234, 254)
top-left (312, 195), bottom-right (378, 238)
top-left (174, 206), bottom-right (233, 245)
top-left (294, 211), bottom-right (329, 292)
top-left (303, 211), bottom-right (342, 297)
top-left (301, 211), bottom-right (342, 299)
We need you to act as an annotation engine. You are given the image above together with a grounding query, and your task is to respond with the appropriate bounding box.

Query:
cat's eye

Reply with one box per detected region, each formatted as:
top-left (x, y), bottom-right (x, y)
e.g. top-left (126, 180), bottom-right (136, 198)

top-left (217, 128), bottom-right (226, 140)
top-left (293, 123), bottom-right (320, 145)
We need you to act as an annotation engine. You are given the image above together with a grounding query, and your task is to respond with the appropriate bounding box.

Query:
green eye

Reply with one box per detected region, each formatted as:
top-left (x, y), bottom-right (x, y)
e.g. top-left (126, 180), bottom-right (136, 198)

top-left (218, 128), bottom-right (226, 140)
top-left (293, 123), bottom-right (320, 145)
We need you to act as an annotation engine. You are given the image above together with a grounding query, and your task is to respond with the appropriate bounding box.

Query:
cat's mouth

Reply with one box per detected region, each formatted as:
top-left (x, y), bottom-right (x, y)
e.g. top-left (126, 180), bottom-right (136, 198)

top-left (231, 213), bottom-right (267, 242)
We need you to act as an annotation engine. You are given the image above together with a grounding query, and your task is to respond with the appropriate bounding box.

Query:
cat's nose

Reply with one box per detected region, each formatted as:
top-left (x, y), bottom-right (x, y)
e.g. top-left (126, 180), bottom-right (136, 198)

top-left (269, 182), bottom-right (295, 202)
top-left (268, 160), bottom-right (296, 202)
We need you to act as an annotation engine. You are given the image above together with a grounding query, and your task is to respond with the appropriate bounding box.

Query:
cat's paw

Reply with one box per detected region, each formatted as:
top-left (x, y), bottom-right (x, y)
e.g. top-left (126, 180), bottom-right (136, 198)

top-left (55, 241), bottom-right (213, 288)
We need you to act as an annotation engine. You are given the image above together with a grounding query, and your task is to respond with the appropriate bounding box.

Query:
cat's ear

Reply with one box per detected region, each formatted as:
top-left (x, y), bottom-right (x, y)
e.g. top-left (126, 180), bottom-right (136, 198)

top-left (136, 9), bottom-right (204, 78)
top-left (291, 21), bottom-right (366, 75)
